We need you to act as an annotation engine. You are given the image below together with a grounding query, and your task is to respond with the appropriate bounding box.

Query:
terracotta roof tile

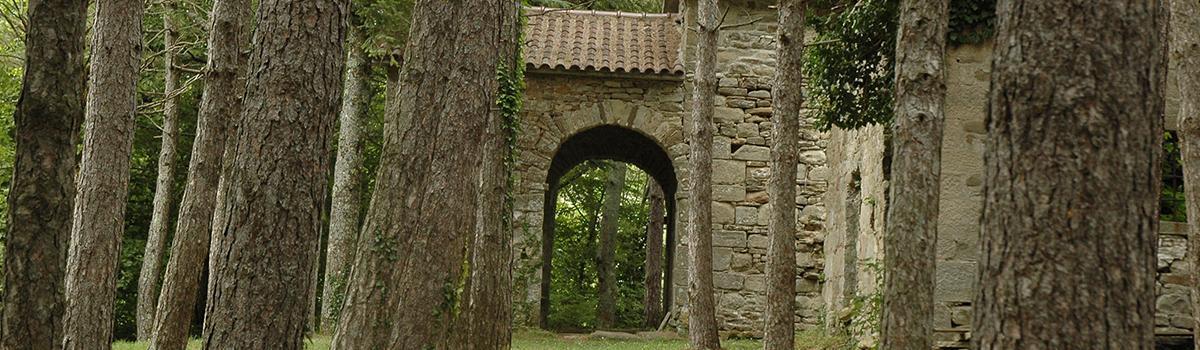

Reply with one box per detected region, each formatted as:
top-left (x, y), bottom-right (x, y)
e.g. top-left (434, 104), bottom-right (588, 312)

top-left (524, 7), bottom-right (684, 76)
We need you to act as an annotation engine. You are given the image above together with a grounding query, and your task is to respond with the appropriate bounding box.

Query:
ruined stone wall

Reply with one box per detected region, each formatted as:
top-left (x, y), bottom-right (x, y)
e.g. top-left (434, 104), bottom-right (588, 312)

top-left (819, 40), bottom-right (1192, 348)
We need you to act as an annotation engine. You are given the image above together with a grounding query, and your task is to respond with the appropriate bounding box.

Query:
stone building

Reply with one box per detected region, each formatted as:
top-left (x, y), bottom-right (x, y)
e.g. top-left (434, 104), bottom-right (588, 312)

top-left (510, 1), bottom-right (1192, 346)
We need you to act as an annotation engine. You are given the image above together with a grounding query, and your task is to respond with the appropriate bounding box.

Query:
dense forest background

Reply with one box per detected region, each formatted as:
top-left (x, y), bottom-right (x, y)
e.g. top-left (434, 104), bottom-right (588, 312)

top-left (0, 0), bottom-right (1185, 341)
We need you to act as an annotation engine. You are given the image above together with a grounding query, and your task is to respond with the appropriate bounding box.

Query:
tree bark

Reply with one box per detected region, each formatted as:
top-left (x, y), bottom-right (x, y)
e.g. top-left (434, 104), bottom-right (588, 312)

top-left (687, 0), bottom-right (720, 346)
top-left (60, 0), bottom-right (144, 347)
top-left (463, 10), bottom-right (520, 344)
top-left (0, 1), bottom-right (86, 348)
top-left (137, 8), bottom-right (182, 341)
top-left (879, 0), bottom-right (948, 348)
top-left (330, 0), bottom-right (503, 347)
top-left (643, 181), bottom-right (665, 329)
top-left (763, 0), bottom-right (804, 348)
top-left (597, 162), bottom-right (626, 329)
top-left (148, 0), bottom-right (250, 347)
top-left (320, 20), bottom-right (370, 332)
top-left (199, 0), bottom-right (349, 347)
top-left (1169, 0), bottom-right (1200, 347)
top-left (973, 1), bottom-right (1167, 348)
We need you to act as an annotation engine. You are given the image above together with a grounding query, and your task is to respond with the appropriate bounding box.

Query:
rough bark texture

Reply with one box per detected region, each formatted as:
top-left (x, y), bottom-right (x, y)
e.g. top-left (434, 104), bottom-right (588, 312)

top-left (330, 0), bottom-right (502, 347)
top-left (879, 0), bottom-right (948, 348)
top-left (0, 1), bottom-right (86, 348)
top-left (1170, 0), bottom-right (1200, 347)
top-left (199, 1), bottom-right (349, 348)
top-left (464, 6), bottom-right (520, 347)
top-left (642, 181), bottom-right (665, 328)
top-left (763, 0), bottom-right (804, 347)
top-left (137, 9), bottom-right (182, 341)
top-left (60, 0), bottom-right (145, 347)
top-left (148, 0), bottom-right (250, 347)
top-left (973, 1), bottom-right (1167, 348)
top-left (687, 0), bottom-right (721, 346)
top-left (320, 18), bottom-right (370, 333)
top-left (597, 162), bottom-right (626, 329)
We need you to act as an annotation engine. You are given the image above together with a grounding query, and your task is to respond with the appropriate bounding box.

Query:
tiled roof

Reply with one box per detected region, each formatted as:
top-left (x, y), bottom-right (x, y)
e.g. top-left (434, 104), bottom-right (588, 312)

top-left (524, 7), bottom-right (684, 76)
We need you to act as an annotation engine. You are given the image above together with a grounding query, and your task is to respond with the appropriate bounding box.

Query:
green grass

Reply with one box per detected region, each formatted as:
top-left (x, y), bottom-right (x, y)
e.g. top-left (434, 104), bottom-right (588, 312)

top-left (112, 329), bottom-right (850, 350)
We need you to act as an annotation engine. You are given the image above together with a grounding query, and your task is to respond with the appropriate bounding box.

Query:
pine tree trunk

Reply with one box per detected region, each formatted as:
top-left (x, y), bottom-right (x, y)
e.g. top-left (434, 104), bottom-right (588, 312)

top-left (643, 181), bottom-right (665, 329)
top-left (763, 0), bottom-right (804, 347)
top-left (137, 9), bottom-right (182, 341)
top-left (60, 0), bottom-right (144, 347)
top-left (688, 0), bottom-right (721, 347)
top-left (0, 1), bottom-right (86, 348)
top-left (330, 0), bottom-right (503, 347)
top-left (597, 162), bottom-right (626, 329)
top-left (148, 0), bottom-right (250, 347)
top-left (199, 0), bottom-right (349, 347)
top-left (1169, 0), bottom-right (1200, 347)
top-left (463, 7), bottom-right (520, 346)
top-left (879, 0), bottom-right (948, 348)
top-left (320, 20), bottom-right (370, 332)
top-left (973, 1), bottom-right (1167, 348)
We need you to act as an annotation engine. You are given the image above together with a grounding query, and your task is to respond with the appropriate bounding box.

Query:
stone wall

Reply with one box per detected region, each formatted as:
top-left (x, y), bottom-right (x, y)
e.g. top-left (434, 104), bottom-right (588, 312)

top-left (1157, 221), bottom-right (1193, 336)
top-left (673, 0), bottom-right (828, 335)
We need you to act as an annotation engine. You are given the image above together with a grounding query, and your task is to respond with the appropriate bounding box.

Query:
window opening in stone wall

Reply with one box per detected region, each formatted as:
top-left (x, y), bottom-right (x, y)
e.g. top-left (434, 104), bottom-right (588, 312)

top-left (1163, 131), bottom-right (1185, 222)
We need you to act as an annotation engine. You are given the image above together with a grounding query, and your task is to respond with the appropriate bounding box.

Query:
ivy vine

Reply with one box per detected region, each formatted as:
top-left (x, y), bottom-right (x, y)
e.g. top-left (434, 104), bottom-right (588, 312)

top-left (804, 0), bottom-right (996, 130)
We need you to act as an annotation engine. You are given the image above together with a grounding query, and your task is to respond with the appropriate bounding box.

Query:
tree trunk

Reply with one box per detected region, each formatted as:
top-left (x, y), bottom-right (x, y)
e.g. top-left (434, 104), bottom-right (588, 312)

top-left (643, 181), bottom-right (665, 329)
top-left (462, 10), bottom-right (520, 341)
top-left (148, 0), bottom-right (250, 347)
top-left (687, 0), bottom-right (721, 347)
top-left (1169, 0), bottom-right (1200, 347)
top-left (879, 0), bottom-right (948, 348)
top-left (320, 20), bottom-right (370, 332)
top-left (973, 1), bottom-right (1166, 348)
top-left (60, 0), bottom-right (144, 347)
top-left (763, 0), bottom-right (804, 347)
top-left (0, 1), bottom-right (86, 348)
top-left (199, 0), bottom-right (349, 347)
top-left (330, 0), bottom-right (503, 347)
top-left (137, 8), bottom-right (182, 341)
top-left (597, 162), bottom-right (626, 329)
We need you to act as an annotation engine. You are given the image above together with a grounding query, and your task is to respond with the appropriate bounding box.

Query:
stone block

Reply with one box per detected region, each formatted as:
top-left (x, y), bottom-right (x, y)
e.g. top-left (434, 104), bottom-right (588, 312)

top-left (732, 253), bottom-right (753, 271)
top-left (737, 123), bottom-right (759, 138)
top-left (748, 234), bottom-right (769, 249)
top-left (713, 230), bottom-right (747, 248)
top-left (718, 87), bottom-right (749, 96)
top-left (746, 191), bottom-right (769, 204)
top-left (748, 90), bottom-right (771, 99)
top-left (732, 145), bottom-right (770, 161)
top-left (713, 201), bottom-right (736, 224)
top-left (727, 99), bottom-right (757, 109)
top-left (714, 185), bottom-right (747, 202)
top-left (713, 160), bottom-right (747, 184)
top-left (714, 247), bottom-right (733, 271)
top-left (935, 260), bottom-right (977, 302)
top-left (715, 273), bottom-right (745, 290)
top-left (747, 107), bottom-right (772, 116)
top-left (715, 107), bottom-right (746, 123)
top-left (744, 275), bottom-right (765, 292)
top-left (800, 150), bottom-right (826, 165)
top-left (735, 206), bottom-right (757, 225)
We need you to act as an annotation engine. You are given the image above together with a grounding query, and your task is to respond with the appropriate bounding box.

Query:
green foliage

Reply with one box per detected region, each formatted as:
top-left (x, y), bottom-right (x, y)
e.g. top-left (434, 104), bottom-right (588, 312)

top-left (1163, 132), bottom-right (1186, 222)
top-left (804, 0), bottom-right (899, 130)
top-left (548, 161), bottom-right (655, 331)
top-left (355, 0), bottom-right (415, 61)
top-left (804, 0), bottom-right (996, 130)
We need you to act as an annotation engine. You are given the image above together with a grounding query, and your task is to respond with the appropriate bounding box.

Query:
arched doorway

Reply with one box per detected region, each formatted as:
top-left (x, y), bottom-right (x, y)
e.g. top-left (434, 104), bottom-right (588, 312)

top-left (538, 125), bottom-right (679, 330)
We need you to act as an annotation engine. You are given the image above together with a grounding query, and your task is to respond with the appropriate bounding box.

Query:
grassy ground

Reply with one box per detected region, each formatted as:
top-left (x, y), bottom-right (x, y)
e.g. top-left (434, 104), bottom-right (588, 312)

top-left (112, 329), bottom-right (851, 350)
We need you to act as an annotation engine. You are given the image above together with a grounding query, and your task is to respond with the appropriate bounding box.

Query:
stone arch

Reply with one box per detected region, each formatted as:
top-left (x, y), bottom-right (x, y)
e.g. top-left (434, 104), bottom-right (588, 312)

top-left (537, 125), bottom-right (681, 329)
